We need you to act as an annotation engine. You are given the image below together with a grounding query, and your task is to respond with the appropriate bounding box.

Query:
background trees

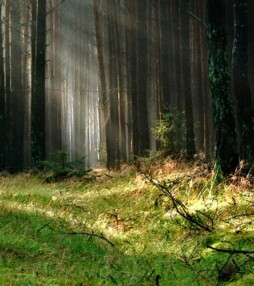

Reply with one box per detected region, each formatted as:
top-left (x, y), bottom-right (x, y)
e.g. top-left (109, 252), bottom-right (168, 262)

top-left (0, 0), bottom-right (253, 174)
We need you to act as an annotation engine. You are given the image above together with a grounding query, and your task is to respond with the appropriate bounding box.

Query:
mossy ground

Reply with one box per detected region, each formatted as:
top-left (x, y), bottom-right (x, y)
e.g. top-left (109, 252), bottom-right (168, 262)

top-left (0, 159), bottom-right (253, 285)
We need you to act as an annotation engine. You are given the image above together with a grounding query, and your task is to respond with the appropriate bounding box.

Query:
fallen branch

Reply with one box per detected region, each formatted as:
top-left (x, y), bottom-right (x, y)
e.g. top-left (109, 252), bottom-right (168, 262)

top-left (141, 171), bottom-right (213, 232)
top-left (207, 246), bottom-right (254, 254)
top-left (61, 231), bottom-right (115, 247)
top-left (37, 220), bottom-right (54, 233)
top-left (224, 213), bottom-right (254, 221)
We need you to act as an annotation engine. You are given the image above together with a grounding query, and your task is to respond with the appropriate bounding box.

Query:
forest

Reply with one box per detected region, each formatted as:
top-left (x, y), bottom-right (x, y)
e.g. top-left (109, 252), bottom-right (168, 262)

top-left (0, 0), bottom-right (254, 285)
top-left (0, 0), bottom-right (253, 174)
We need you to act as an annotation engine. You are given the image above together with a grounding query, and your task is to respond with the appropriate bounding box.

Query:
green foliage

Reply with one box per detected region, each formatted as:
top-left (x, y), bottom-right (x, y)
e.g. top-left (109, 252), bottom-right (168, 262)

top-left (36, 150), bottom-right (91, 182)
top-left (0, 163), bottom-right (254, 285)
top-left (154, 108), bottom-right (186, 156)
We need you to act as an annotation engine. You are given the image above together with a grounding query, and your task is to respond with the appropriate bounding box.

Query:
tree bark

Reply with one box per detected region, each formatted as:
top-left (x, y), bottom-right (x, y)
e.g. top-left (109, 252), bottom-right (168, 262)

top-left (207, 0), bottom-right (239, 175)
top-left (181, 0), bottom-right (196, 160)
top-left (31, 0), bottom-right (46, 163)
top-left (136, 0), bottom-right (149, 156)
top-left (10, 0), bottom-right (24, 171)
top-left (0, 2), bottom-right (6, 170)
top-left (232, 0), bottom-right (254, 160)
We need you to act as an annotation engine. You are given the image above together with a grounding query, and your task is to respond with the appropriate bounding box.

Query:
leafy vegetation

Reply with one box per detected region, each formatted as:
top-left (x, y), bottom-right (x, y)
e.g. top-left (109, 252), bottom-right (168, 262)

top-left (154, 108), bottom-right (186, 157)
top-left (36, 150), bottom-right (92, 182)
top-left (0, 160), bottom-right (253, 285)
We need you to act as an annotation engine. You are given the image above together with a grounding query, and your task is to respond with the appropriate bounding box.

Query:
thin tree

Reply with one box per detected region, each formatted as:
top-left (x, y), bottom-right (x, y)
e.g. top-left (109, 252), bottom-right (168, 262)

top-left (181, 0), bottom-right (196, 160)
top-left (4, 0), bottom-right (11, 170)
top-left (135, 0), bottom-right (150, 157)
top-left (107, 0), bottom-right (120, 168)
top-left (10, 0), bottom-right (24, 171)
top-left (0, 1), bottom-right (6, 170)
top-left (93, 0), bottom-right (111, 168)
top-left (31, 0), bottom-right (46, 164)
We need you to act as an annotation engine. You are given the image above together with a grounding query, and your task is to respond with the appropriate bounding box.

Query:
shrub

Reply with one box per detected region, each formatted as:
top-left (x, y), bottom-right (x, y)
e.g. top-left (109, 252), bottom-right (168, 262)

top-left (154, 108), bottom-right (186, 157)
top-left (36, 150), bottom-right (92, 182)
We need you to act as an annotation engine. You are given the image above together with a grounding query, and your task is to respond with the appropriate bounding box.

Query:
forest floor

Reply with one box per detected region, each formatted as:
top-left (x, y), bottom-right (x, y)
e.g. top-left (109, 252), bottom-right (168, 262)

top-left (0, 158), bottom-right (254, 285)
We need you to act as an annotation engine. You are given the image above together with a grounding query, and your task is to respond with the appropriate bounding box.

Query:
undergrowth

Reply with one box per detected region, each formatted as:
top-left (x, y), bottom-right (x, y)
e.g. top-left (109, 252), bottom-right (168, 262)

top-left (0, 159), bottom-right (253, 285)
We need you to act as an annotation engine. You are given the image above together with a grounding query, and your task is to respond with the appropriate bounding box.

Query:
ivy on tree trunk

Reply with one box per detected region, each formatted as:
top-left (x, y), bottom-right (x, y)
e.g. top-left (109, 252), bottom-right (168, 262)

top-left (207, 0), bottom-right (239, 175)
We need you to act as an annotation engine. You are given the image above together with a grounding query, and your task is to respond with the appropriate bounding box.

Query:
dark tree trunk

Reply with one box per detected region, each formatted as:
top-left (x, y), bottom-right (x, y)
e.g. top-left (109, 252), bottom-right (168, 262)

top-left (107, 0), bottom-right (120, 169)
top-left (0, 3), bottom-right (6, 170)
top-left (153, 0), bottom-right (162, 116)
top-left (232, 0), bottom-right (254, 160)
top-left (207, 0), bottom-right (239, 175)
top-left (10, 0), bottom-right (24, 171)
top-left (115, 0), bottom-right (127, 162)
top-left (5, 0), bottom-right (11, 169)
top-left (248, 0), bottom-right (254, 109)
top-left (135, 0), bottom-right (149, 156)
top-left (31, 0), bottom-right (46, 164)
top-left (160, 0), bottom-right (171, 110)
top-left (172, 1), bottom-right (182, 110)
top-left (181, 0), bottom-right (196, 160)
top-left (128, 0), bottom-right (138, 157)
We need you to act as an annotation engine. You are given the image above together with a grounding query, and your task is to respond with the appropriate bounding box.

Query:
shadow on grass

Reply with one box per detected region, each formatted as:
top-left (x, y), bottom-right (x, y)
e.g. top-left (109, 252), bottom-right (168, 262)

top-left (1, 174), bottom-right (254, 285)
top-left (0, 206), bottom-right (229, 286)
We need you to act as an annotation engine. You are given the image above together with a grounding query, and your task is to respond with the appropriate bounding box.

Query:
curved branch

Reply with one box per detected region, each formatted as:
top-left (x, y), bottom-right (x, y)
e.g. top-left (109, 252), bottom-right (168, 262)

top-left (208, 246), bottom-right (254, 254)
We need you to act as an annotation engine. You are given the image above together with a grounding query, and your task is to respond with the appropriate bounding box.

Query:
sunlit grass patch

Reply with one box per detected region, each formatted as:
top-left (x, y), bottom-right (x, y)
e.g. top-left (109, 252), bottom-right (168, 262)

top-left (0, 165), bottom-right (253, 285)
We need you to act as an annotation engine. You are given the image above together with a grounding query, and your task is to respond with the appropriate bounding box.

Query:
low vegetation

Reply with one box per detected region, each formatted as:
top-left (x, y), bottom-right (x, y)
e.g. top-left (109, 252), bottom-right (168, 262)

top-left (0, 159), bottom-right (253, 285)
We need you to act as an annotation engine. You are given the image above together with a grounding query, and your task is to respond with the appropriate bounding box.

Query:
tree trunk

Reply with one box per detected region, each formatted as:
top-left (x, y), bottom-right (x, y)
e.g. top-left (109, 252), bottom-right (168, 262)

top-left (181, 0), bottom-right (196, 160)
top-left (107, 0), bottom-right (120, 169)
top-left (207, 0), bottom-right (239, 175)
top-left (10, 0), bottom-right (24, 171)
top-left (4, 0), bottom-right (11, 169)
top-left (136, 0), bottom-right (149, 156)
top-left (31, 0), bottom-right (46, 163)
top-left (232, 0), bottom-right (254, 160)
top-left (160, 0), bottom-right (171, 110)
top-left (0, 2), bottom-right (6, 170)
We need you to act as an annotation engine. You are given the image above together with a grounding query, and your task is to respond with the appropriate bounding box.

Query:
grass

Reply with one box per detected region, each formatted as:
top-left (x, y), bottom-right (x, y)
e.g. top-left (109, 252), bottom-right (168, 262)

top-left (0, 160), bottom-right (253, 285)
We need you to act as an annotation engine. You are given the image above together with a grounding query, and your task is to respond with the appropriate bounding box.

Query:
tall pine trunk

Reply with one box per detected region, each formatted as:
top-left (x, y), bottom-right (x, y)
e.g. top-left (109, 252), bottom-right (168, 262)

top-left (207, 0), bottom-right (239, 175)
top-left (232, 0), bottom-right (254, 160)
top-left (0, 2), bottom-right (6, 170)
top-left (31, 0), bottom-right (46, 164)
top-left (10, 0), bottom-right (24, 171)
top-left (181, 0), bottom-right (196, 160)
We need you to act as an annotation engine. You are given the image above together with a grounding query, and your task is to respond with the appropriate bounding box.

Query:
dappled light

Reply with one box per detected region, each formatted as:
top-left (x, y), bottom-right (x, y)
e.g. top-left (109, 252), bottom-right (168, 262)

top-left (0, 160), bottom-right (254, 284)
top-left (0, 0), bottom-right (254, 285)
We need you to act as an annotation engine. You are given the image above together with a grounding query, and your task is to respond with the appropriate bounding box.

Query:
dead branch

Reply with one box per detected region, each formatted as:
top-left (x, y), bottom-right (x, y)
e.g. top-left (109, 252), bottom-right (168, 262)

top-left (61, 230), bottom-right (115, 247)
top-left (37, 220), bottom-right (54, 232)
top-left (142, 171), bottom-right (213, 232)
top-left (208, 246), bottom-right (254, 254)
top-left (46, 0), bottom-right (65, 15)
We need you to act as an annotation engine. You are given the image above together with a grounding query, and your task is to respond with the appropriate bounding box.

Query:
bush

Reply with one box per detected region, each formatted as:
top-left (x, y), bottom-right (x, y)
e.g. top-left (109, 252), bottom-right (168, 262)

top-left (154, 108), bottom-right (186, 156)
top-left (36, 150), bottom-right (92, 182)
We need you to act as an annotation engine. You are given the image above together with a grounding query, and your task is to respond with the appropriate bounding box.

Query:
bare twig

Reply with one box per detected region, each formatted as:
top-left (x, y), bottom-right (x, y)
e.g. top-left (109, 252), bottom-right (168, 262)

top-left (61, 231), bottom-right (115, 247)
top-left (46, 0), bottom-right (65, 15)
top-left (224, 213), bottom-right (254, 221)
top-left (37, 220), bottom-right (54, 233)
top-left (184, 10), bottom-right (208, 29)
top-left (142, 171), bottom-right (213, 232)
top-left (208, 246), bottom-right (254, 254)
